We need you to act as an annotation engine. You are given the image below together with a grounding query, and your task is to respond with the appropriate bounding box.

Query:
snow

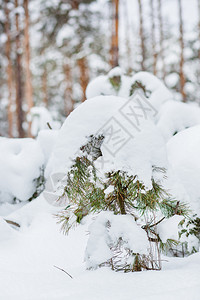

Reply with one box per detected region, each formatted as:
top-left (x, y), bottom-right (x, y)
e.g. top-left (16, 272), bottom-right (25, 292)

top-left (85, 212), bottom-right (149, 269)
top-left (0, 68), bottom-right (200, 299)
top-left (130, 72), bottom-right (173, 111)
top-left (37, 129), bottom-right (58, 164)
top-left (167, 125), bottom-right (200, 215)
top-left (86, 71), bottom-right (173, 113)
top-left (86, 75), bottom-right (115, 98)
top-left (157, 215), bottom-right (184, 243)
top-left (157, 101), bottom-right (200, 141)
top-left (0, 137), bottom-right (44, 202)
top-left (0, 200), bottom-right (199, 300)
top-left (46, 95), bottom-right (167, 189)
top-left (30, 106), bottom-right (59, 137)
top-left (86, 69), bottom-right (132, 99)
top-left (108, 66), bottom-right (123, 78)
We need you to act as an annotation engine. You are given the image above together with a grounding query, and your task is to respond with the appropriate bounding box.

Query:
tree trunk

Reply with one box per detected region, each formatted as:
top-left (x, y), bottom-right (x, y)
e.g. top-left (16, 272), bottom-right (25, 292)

top-left (123, 0), bottom-right (132, 74)
top-left (15, 0), bottom-right (24, 138)
top-left (158, 0), bottom-right (166, 81)
top-left (138, 0), bottom-right (145, 71)
top-left (4, 0), bottom-right (13, 137)
top-left (110, 0), bottom-right (119, 68)
top-left (64, 63), bottom-right (74, 116)
top-left (150, 0), bottom-right (157, 75)
top-left (24, 0), bottom-right (34, 136)
top-left (178, 0), bottom-right (186, 102)
top-left (77, 56), bottom-right (89, 102)
top-left (198, 0), bottom-right (200, 60)
top-left (42, 67), bottom-right (48, 107)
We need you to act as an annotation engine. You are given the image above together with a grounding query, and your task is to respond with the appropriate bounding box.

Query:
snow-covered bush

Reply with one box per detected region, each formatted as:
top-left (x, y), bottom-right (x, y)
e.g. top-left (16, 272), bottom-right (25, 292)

top-left (86, 68), bottom-right (172, 112)
top-left (0, 137), bottom-right (45, 203)
top-left (45, 91), bottom-right (190, 272)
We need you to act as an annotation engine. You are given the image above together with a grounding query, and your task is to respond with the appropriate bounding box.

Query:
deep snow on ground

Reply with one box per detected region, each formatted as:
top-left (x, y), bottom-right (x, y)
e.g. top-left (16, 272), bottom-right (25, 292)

top-left (0, 195), bottom-right (200, 300)
top-left (1, 72), bottom-right (200, 299)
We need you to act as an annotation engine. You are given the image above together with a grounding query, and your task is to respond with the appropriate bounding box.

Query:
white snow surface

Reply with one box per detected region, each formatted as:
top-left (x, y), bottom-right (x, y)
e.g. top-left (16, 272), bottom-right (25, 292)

top-left (0, 198), bottom-right (199, 300)
top-left (167, 125), bottom-right (200, 214)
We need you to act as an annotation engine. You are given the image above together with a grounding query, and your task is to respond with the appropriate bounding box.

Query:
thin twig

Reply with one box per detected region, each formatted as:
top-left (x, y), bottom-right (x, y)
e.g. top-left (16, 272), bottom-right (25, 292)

top-left (47, 122), bottom-right (52, 130)
top-left (53, 265), bottom-right (73, 279)
top-left (4, 219), bottom-right (20, 228)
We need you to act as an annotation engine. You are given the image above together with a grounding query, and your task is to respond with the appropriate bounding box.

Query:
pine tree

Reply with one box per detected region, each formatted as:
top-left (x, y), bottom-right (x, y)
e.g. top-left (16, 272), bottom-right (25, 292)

top-left (24, 0), bottom-right (33, 136)
top-left (158, 0), bottom-right (166, 81)
top-left (150, 0), bottom-right (157, 75)
top-left (138, 0), bottom-right (146, 71)
top-left (55, 134), bottom-right (189, 272)
top-left (4, 0), bottom-right (13, 137)
top-left (178, 0), bottom-right (186, 102)
top-left (15, 0), bottom-right (24, 137)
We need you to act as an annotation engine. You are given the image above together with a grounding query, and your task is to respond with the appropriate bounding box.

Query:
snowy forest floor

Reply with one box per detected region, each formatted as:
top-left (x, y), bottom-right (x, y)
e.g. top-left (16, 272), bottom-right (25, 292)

top-left (0, 195), bottom-right (200, 300)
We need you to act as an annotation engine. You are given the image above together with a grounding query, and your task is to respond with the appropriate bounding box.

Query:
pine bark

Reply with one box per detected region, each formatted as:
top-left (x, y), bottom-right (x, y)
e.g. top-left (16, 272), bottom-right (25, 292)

top-left (150, 0), bottom-right (157, 75)
top-left (77, 56), bottom-right (89, 102)
top-left (178, 0), bottom-right (186, 102)
top-left (138, 0), bottom-right (145, 71)
top-left (197, 0), bottom-right (200, 97)
top-left (15, 0), bottom-right (24, 138)
top-left (4, 0), bottom-right (13, 137)
top-left (24, 0), bottom-right (34, 136)
top-left (198, 0), bottom-right (200, 60)
top-left (110, 0), bottom-right (119, 68)
top-left (64, 63), bottom-right (74, 116)
top-left (158, 0), bottom-right (166, 81)
top-left (42, 67), bottom-right (48, 107)
top-left (123, 0), bottom-right (132, 74)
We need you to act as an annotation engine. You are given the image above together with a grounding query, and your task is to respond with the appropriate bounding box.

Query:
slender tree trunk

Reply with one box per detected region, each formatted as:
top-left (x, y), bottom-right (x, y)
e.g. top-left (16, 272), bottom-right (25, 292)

top-left (77, 56), bottom-right (89, 102)
top-left (110, 0), bottom-right (119, 68)
top-left (24, 0), bottom-right (33, 136)
top-left (158, 0), bottom-right (166, 81)
top-left (64, 63), bottom-right (74, 116)
top-left (150, 0), bottom-right (157, 75)
top-left (178, 0), bottom-right (186, 102)
top-left (15, 0), bottom-right (24, 138)
top-left (138, 0), bottom-right (146, 71)
top-left (42, 67), bottom-right (48, 107)
top-left (198, 0), bottom-right (200, 60)
top-left (4, 0), bottom-right (13, 137)
top-left (123, 0), bottom-right (132, 74)
top-left (197, 0), bottom-right (200, 106)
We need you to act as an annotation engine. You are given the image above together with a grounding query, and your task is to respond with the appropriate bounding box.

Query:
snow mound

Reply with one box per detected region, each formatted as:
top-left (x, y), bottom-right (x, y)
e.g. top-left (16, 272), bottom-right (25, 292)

top-left (46, 95), bottom-right (167, 189)
top-left (86, 70), bottom-right (172, 111)
top-left (0, 137), bottom-right (44, 202)
top-left (130, 72), bottom-right (173, 111)
top-left (167, 125), bottom-right (200, 214)
top-left (86, 68), bottom-right (131, 99)
top-left (157, 101), bottom-right (200, 141)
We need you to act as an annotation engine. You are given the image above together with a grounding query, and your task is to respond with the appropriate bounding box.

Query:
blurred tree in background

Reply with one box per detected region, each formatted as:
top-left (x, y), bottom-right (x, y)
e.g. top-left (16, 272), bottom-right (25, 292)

top-left (0, 0), bottom-right (200, 137)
